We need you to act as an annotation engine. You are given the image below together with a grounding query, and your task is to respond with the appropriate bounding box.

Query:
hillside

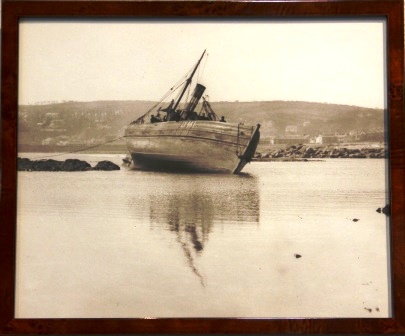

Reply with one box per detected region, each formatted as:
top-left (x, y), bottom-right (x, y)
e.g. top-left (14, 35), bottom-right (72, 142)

top-left (211, 101), bottom-right (385, 137)
top-left (18, 100), bottom-right (385, 146)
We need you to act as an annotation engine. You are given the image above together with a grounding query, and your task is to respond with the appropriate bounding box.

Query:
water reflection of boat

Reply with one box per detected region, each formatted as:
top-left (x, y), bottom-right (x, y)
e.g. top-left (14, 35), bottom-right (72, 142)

top-left (124, 50), bottom-right (261, 174)
top-left (148, 174), bottom-right (260, 286)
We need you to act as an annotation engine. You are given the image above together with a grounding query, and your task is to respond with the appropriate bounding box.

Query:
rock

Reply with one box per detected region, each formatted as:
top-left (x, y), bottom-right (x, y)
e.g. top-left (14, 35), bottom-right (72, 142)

top-left (262, 153), bottom-right (270, 158)
top-left (18, 157), bottom-right (64, 171)
top-left (302, 147), bottom-right (316, 158)
top-left (60, 159), bottom-right (91, 171)
top-left (32, 159), bottom-right (63, 171)
top-left (17, 157), bottom-right (122, 172)
top-left (18, 157), bottom-right (33, 171)
top-left (255, 145), bottom-right (387, 160)
top-left (92, 160), bottom-right (120, 171)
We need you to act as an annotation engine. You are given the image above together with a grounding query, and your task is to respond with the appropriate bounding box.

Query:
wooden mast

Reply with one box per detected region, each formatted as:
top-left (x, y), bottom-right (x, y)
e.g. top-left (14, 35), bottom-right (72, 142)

top-left (171, 50), bottom-right (206, 112)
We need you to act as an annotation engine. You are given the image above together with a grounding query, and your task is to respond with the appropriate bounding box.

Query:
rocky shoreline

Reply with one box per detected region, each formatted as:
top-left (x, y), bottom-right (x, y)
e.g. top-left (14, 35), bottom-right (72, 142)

top-left (18, 157), bottom-right (120, 172)
top-left (254, 145), bottom-right (387, 161)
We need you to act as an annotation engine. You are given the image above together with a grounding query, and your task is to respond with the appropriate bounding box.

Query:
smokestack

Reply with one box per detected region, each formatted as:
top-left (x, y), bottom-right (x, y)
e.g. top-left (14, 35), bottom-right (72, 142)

top-left (186, 84), bottom-right (206, 113)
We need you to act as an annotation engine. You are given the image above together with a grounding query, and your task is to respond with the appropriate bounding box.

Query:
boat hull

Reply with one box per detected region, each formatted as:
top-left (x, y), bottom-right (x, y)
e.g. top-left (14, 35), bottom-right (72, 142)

top-left (125, 121), bottom-right (260, 174)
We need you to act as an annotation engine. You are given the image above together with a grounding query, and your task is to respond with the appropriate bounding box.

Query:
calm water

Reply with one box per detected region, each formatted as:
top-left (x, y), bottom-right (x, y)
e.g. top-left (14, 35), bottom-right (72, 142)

top-left (16, 154), bottom-right (390, 318)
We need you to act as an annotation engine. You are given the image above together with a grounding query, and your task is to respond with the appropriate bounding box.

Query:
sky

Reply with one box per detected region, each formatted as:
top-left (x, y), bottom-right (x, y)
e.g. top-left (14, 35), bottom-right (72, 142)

top-left (19, 19), bottom-right (386, 108)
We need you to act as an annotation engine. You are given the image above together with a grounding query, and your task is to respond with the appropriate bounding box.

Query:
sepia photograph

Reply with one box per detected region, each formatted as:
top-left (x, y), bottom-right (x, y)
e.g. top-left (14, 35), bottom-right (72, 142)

top-left (15, 18), bottom-right (390, 319)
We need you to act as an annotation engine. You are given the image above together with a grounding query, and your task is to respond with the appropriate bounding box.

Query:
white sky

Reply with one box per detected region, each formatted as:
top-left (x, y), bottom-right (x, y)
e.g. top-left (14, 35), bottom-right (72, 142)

top-left (19, 19), bottom-right (386, 108)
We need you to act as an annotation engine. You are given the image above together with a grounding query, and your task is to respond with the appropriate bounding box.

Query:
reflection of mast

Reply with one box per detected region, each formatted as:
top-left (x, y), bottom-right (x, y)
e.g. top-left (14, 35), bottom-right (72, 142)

top-left (147, 174), bottom-right (260, 286)
top-left (164, 194), bottom-right (213, 287)
top-left (170, 218), bottom-right (206, 287)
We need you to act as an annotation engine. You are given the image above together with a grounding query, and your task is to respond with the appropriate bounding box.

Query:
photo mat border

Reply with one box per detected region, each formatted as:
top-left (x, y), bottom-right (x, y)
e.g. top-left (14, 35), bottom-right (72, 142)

top-left (1, 0), bottom-right (404, 334)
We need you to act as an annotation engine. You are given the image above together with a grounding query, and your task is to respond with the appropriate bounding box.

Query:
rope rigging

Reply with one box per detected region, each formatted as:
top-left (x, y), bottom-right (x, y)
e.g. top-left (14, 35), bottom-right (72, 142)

top-left (131, 51), bottom-right (208, 124)
top-left (131, 77), bottom-right (187, 124)
top-left (131, 60), bottom-right (199, 124)
top-left (29, 136), bottom-right (126, 160)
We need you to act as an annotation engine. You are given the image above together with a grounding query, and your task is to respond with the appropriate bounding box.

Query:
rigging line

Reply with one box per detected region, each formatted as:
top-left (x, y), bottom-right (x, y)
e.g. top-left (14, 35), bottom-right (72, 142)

top-left (150, 62), bottom-right (194, 104)
top-left (196, 52), bottom-right (208, 83)
top-left (133, 78), bottom-right (188, 122)
top-left (196, 57), bottom-right (201, 83)
top-left (170, 68), bottom-right (193, 93)
top-left (167, 78), bottom-right (188, 100)
top-left (29, 136), bottom-right (126, 160)
top-left (133, 57), bottom-right (200, 122)
top-left (173, 81), bottom-right (187, 109)
top-left (200, 52), bottom-right (208, 83)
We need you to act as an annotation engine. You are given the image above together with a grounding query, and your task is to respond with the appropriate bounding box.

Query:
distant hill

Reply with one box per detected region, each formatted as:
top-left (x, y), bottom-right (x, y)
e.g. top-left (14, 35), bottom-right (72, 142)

top-left (18, 100), bottom-right (385, 144)
top-left (211, 101), bottom-right (385, 137)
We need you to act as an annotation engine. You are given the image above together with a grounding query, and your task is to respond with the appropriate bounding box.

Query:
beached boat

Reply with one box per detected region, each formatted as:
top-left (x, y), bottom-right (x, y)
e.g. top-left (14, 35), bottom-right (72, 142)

top-left (124, 50), bottom-right (260, 174)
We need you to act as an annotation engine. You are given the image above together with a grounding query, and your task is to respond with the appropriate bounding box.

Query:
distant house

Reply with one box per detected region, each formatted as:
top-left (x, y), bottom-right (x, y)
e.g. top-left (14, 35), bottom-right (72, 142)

top-left (48, 119), bottom-right (65, 129)
top-left (316, 134), bottom-right (340, 144)
top-left (285, 125), bottom-right (298, 134)
top-left (45, 112), bottom-right (59, 118)
top-left (41, 137), bottom-right (55, 145)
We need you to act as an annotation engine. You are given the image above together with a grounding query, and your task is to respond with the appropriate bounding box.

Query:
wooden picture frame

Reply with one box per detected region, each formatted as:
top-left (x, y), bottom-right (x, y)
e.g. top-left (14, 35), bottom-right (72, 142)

top-left (1, 0), bottom-right (404, 334)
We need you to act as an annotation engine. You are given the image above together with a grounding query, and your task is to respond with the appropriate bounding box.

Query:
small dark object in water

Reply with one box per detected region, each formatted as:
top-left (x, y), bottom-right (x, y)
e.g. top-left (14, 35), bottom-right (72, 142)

top-left (92, 160), bottom-right (120, 171)
top-left (352, 218), bottom-right (360, 222)
top-left (382, 204), bottom-right (390, 216)
top-left (376, 205), bottom-right (390, 216)
top-left (294, 254), bottom-right (302, 259)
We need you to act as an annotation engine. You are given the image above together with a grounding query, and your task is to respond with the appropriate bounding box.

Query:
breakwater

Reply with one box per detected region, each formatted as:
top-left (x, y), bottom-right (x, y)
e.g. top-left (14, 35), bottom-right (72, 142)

top-left (18, 157), bottom-right (120, 171)
top-left (255, 145), bottom-right (387, 160)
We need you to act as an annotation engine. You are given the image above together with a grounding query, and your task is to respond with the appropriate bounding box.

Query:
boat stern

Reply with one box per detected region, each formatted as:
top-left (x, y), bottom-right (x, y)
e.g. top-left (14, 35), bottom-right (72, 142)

top-left (233, 124), bottom-right (261, 174)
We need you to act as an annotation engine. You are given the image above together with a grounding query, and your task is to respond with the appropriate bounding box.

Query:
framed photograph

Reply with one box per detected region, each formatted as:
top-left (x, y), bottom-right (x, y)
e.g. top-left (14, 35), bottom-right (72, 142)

top-left (1, 0), bottom-right (404, 334)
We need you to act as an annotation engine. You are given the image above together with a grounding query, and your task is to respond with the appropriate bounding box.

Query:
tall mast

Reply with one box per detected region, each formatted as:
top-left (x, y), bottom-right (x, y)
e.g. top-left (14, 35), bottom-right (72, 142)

top-left (172, 50), bottom-right (206, 112)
